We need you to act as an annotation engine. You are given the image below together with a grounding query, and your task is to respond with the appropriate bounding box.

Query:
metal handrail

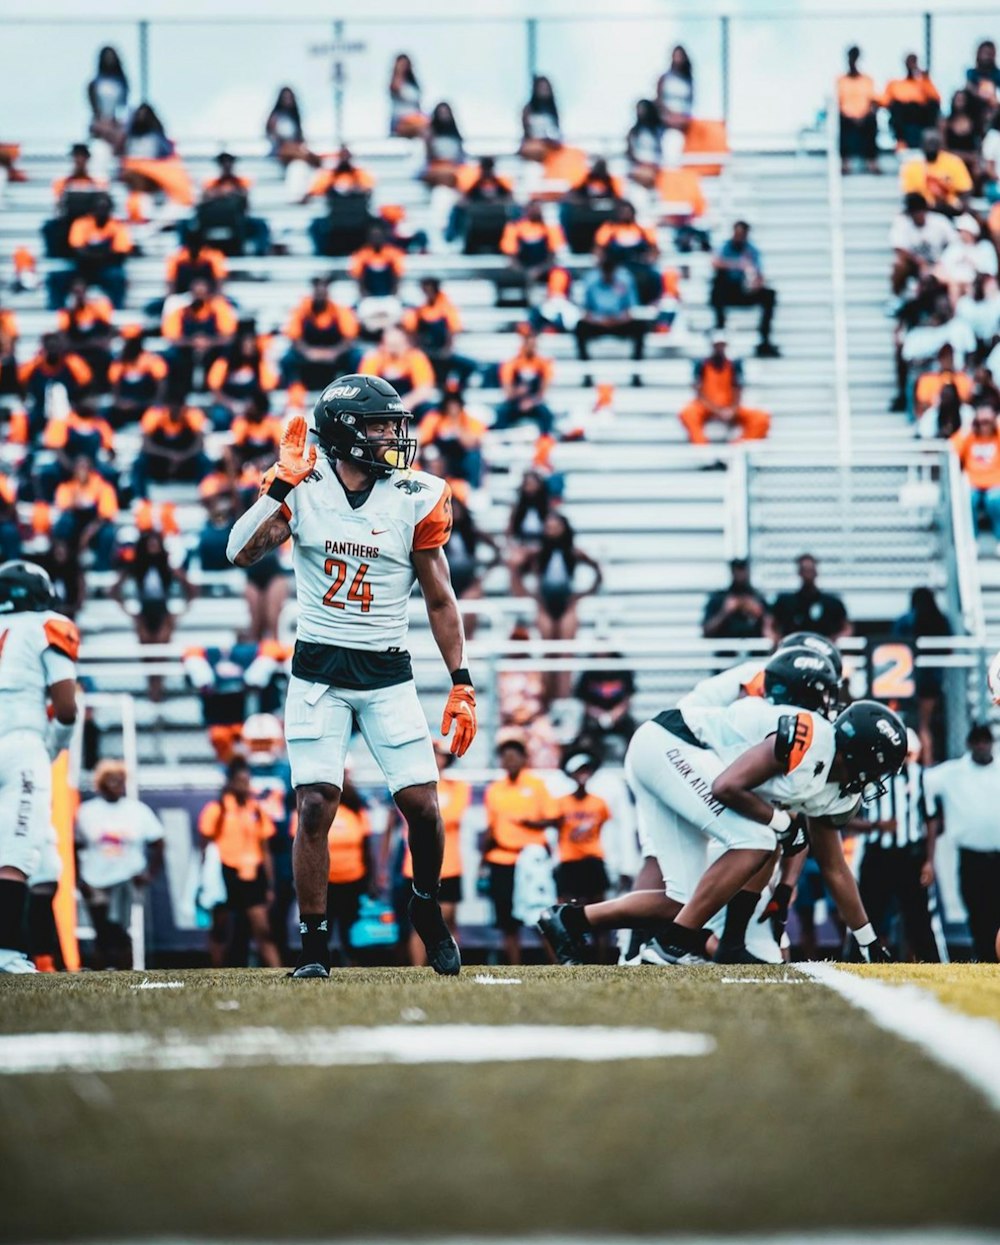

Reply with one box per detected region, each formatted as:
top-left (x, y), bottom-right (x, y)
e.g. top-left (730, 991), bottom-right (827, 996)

top-left (823, 98), bottom-right (853, 465)
top-left (945, 448), bottom-right (986, 641)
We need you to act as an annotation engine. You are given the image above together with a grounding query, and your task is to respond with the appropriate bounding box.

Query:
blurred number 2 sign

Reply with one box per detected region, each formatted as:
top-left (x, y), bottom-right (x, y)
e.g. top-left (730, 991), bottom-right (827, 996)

top-left (870, 640), bottom-right (916, 702)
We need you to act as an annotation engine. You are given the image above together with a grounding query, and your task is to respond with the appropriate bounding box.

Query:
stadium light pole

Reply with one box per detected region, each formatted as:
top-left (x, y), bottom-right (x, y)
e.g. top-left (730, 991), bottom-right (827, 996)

top-left (311, 20), bottom-right (366, 146)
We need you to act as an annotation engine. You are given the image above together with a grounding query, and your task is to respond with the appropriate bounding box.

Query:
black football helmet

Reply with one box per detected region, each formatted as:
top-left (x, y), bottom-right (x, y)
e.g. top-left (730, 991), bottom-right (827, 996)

top-left (763, 646), bottom-right (839, 713)
top-left (777, 631), bottom-right (843, 678)
top-left (312, 374), bottom-right (416, 478)
top-left (833, 700), bottom-right (907, 802)
top-left (0, 560), bottom-right (54, 614)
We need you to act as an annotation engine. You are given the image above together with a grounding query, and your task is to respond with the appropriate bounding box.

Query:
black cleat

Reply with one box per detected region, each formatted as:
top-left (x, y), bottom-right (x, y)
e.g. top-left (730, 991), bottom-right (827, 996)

top-left (537, 905), bottom-right (586, 965)
top-left (713, 943), bottom-right (766, 965)
top-left (288, 962), bottom-right (330, 980)
top-left (409, 894), bottom-right (461, 976)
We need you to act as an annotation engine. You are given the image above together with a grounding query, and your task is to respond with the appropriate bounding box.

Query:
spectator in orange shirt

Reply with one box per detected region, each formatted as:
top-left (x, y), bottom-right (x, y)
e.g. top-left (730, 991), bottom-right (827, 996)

top-left (679, 332), bottom-right (772, 446)
top-left (500, 202), bottom-right (566, 297)
top-left (44, 144), bottom-right (109, 259)
top-left (521, 75), bottom-right (563, 162)
top-left (350, 224), bottom-right (406, 298)
top-left (206, 331), bottom-right (279, 431)
top-left (52, 455), bottom-right (118, 568)
top-left (133, 398), bottom-right (212, 497)
top-left (56, 192), bottom-right (131, 308)
top-left (162, 276), bottom-right (238, 392)
top-left (495, 328), bottom-right (556, 436)
top-left (281, 277), bottom-right (361, 390)
top-left (0, 471), bottom-right (22, 563)
top-left (403, 278), bottom-right (476, 390)
top-left (914, 344), bottom-right (974, 417)
top-left (55, 277), bottom-right (115, 389)
top-left (952, 399), bottom-right (1000, 536)
top-left (0, 300), bottom-right (19, 395)
top-left (198, 151), bottom-right (270, 255)
top-left (483, 734), bottom-right (560, 964)
top-left (199, 758), bottom-right (281, 968)
top-left (38, 399), bottom-right (115, 499)
top-left (837, 47), bottom-right (880, 174)
top-left (360, 326), bottom-right (437, 418)
top-left (324, 773), bottom-right (377, 966)
top-left (107, 328), bottom-right (168, 427)
top-left (594, 200), bottom-right (660, 303)
top-left (900, 129), bottom-right (973, 215)
top-left (230, 394), bottom-right (283, 471)
top-left (303, 146), bottom-right (375, 201)
top-left (419, 391), bottom-right (487, 486)
top-left (18, 334), bottom-right (93, 438)
top-left (389, 54), bottom-right (428, 139)
top-left (555, 753), bottom-right (611, 910)
top-left (164, 231), bottom-right (228, 296)
top-left (883, 54), bottom-right (941, 150)
top-left (566, 157), bottom-right (626, 205)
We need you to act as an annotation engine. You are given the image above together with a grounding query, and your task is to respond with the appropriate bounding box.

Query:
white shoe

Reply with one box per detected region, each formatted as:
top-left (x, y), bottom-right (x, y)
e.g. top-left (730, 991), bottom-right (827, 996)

top-left (0, 949), bottom-right (38, 974)
top-left (641, 938), bottom-right (710, 967)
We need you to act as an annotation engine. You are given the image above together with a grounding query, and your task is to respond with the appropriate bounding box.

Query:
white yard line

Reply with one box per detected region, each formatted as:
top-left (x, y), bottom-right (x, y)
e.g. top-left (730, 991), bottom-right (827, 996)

top-left (800, 962), bottom-right (1000, 1112)
top-left (131, 979), bottom-right (185, 990)
top-left (472, 974), bottom-right (522, 985)
top-left (0, 1024), bottom-right (714, 1076)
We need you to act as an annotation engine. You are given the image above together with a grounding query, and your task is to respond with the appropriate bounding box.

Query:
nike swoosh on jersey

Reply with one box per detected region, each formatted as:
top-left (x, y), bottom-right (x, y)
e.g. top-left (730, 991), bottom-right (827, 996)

top-left (371, 529), bottom-right (388, 535)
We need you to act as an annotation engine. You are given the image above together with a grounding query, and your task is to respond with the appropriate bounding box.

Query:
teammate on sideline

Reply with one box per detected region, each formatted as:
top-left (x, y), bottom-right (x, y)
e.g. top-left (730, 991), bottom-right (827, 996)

top-left (541, 677), bottom-right (905, 966)
top-left (227, 375), bottom-right (476, 978)
top-left (0, 561), bottom-right (80, 974)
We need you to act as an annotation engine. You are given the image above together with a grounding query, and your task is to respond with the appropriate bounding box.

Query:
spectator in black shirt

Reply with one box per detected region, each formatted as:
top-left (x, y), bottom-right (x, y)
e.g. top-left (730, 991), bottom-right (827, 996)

top-left (702, 557), bottom-right (770, 639)
top-left (769, 553), bottom-right (851, 640)
top-left (574, 657), bottom-right (637, 761)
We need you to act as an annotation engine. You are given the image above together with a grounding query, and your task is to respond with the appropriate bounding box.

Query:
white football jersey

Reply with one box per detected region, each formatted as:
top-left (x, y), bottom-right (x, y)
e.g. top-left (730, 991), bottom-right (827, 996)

top-left (682, 697), bottom-right (840, 813)
top-left (0, 610), bottom-right (79, 739)
top-left (283, 463), bottom-right (452, 651)
top-left (678, 659), bottom-right (766, 712)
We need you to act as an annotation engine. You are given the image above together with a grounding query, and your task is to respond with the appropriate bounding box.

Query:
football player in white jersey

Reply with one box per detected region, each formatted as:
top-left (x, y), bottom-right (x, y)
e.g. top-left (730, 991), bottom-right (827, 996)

top-left (0, 562), bottom-right (80, 974)
top-left (541, 691), bottom-right (906, 966)
top-left (228, 375), bottom-right (476, 978)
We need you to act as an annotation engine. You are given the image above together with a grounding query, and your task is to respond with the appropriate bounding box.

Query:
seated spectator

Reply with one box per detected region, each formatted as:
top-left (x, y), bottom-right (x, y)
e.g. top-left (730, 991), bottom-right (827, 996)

top-left (206, 331), bottom-right (279, 432)
top-left (196, 484), bottom-right (237, 571)
top-left (769, 553), bottom-right (851, 641)
top-left (281, 277), bottom-right (361, 390)
top-left (422, 102), bottom-right (465, 187)
top-left (657, 45), bottom-right (695, 156)
top-left (653, 164), bottom-right (709, 253)
top-left (162, 276), bottom-right (238, 392)
top-left (966, 40), bottom-right (1000, 124)
top-left (913, 343), bottom-right (974, 419)
top-left (574, 657), bottom-right (638, 760)
top-left (897, 295), bottom-right (976, 413)
top-left (303, 146), bottom-right (375, 200)
top-left (112, 528), bottom-right (194, 701)
top-left (55, 278), bottom-right (114, 389)
top-left (121, 103), bottom-right (193, 207)
top-left (359, 327), bottom-right (437, 419)
top-left (419, 392), bottom-right (487, 487)
top-left (934, 214), bottom-right (998, 307)
top-left (499, 202), bottom-right (566, 297)
top-left (198, 152), bottom-right (270, 256)
top-left (957, 274), bottom-right (1000, 350)
top-left (44, 144), bottom-right (109, 258)
top-left (165, 231), bottom-right (228, 296)
top-left (52, 143), bottom-right (106, 201)
top-left (0, 471), bottom-right (22, 562)
top-left (837, 46), bottom-right (880, 174)
top-left (944, 90), bottom-right (981, 181)
top-left (507, 468), bottom-right (554, 556)
top-left (36, 537), bottom-right (85, 619)
top-left (185, 641), bottom-right (290, 761)
top-left (107, 327), bottom-right (168, 427)
top-left (917, 381), bottom-right (974, 440)
top-left (87, 45), bottom-right (129, 150)
top-left (18, 333), bottom-right (92, 439)
top-left (0, 300), bottom-right (18, 396)
top-left (890, 193), bottom-right (957, 295)
top-left (229, 394), bottom-right (282, 471)
top-left (883, 54), bottom-right (941, 150)
top-left (441, 491), bottom-right (499, 639)
top-left (566, 157), bottom-right (625, 204)
top-left (389, 53), bottom-right (428, 138)
top-left (513, 512), bottom-right (603, 701)
top-left (52, 455), bottom-right (118, 569)
top-left (951, 398), bottom-right (1000, 538)
top-left (456, 156), bottom-right (514, 202)
top-left (679, 332), bottom-right (771, 445)
top-left (626, 98), bottom-right (664, 189)
top-left (266, 86), bottom-right (317, 167)
top-left (403, 278), bottom-right (475, 390)
top-left (710, 220), bottom-right (780, 357)
top-left (202, 150), bottom-right (250, 201)
top-left (702, 556), bottom-right (770, 639)
top-left (573, 255), bottom-right (648, 364)
top-left (133, 398), bottom-right (212, 497)
top-left (521, 75), bottom-right (563, 162)
top-left (900, 129), bottom-right (972, 216)
top-left (39, 400), bottom-right (115, 499)
top-left (594, 200), bottom-right (660, 303)
top-left (53, 192), bottom-right (131, 309)
top-left (350, 225), bottom-right (406, 335)
top-left (495, 329), bottom-right (556, 437)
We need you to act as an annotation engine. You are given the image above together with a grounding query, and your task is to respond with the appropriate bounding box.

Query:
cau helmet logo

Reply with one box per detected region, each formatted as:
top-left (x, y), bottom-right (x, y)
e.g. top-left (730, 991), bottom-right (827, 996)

top-left (325, 384), bottom-right (361, 400)
top-left (876, 719), bottom-right (902, 745)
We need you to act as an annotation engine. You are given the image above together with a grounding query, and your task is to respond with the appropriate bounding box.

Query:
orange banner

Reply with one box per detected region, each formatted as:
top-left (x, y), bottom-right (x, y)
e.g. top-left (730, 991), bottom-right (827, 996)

top-left (51, 751), bottom-right (80, 971)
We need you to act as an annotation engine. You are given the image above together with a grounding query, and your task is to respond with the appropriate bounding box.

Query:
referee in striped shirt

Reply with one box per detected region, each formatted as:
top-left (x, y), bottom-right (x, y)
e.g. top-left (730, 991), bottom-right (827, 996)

top-left (850, 729), bottom-right (945, 962)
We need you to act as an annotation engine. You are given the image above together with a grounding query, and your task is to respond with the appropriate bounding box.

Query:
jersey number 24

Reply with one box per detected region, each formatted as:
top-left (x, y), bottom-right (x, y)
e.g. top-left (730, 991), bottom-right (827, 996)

top-left (323, 558), bottom-right (373, 613)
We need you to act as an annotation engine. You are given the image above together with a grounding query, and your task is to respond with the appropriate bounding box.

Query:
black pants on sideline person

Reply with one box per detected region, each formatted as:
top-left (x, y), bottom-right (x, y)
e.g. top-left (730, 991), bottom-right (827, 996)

top-left (859, 841), bottom-right (941, 962)
top-left (574, 319), bottom-right (648, 361)
top-left (839, 113), bottom-right (877, 161)
top-left (710, 275), bottom-right (776, 344)
top-left (958, 848), bottom-right (1000, 962)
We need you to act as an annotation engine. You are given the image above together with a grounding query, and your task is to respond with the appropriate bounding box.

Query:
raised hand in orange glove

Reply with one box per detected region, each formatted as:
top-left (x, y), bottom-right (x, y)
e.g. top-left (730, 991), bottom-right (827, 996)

top-left (442, 679), bottom-right (477, 757)
top-left (260, 413), bottom-right (318, 503)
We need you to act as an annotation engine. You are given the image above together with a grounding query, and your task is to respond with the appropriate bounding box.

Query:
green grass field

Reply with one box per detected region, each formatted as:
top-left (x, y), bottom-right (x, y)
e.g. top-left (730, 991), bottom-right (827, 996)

top-left (2, 964), bottom-right (999, 1242)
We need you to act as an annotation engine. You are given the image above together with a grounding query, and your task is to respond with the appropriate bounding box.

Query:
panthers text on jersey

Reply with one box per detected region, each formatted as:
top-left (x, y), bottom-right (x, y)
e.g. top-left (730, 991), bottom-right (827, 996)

top-left (279, 463), bottom-right (451, 651)
top-left (0, 611), bottom-right (79, 738)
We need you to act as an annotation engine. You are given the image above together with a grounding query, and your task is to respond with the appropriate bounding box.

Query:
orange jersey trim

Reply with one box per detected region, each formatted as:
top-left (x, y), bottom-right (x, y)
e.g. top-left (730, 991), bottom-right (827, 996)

top-left (412, 483), bottom-right (453, 550)
top-left (44, 617), bottom-right (81, 662)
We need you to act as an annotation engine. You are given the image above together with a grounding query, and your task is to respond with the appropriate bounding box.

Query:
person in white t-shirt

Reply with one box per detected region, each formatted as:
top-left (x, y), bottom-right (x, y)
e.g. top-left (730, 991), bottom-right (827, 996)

top-left (955, 274), bottom-right (1000, 346)
top-left (75, 759), bottom-right (164, 969)
top-left (924, 723), bottom-right (1000, 962)
top-left (890, 193), bottom-right (957, 294)
top-left (934, 214), bottom-right (998, 308)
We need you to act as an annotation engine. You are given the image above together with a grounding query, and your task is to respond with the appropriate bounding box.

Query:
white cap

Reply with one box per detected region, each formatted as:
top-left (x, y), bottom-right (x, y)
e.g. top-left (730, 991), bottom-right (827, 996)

top-left (955, 213), bottom-right (980, 237)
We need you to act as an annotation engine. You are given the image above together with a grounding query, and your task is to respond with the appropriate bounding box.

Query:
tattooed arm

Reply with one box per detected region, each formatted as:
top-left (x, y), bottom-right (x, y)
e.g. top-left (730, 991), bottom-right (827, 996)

top-left (226, 495), bottom-right (292, 568)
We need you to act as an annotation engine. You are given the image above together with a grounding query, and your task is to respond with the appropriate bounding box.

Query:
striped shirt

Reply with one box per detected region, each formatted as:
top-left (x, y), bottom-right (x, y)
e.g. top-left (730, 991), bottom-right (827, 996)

top-left (862, 761), bottom-right (927, 849)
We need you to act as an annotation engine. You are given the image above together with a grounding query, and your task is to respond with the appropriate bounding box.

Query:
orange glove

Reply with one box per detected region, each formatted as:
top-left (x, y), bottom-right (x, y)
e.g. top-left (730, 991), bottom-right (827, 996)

top-left (275, 414), bottom-right (316, 487)
top-left (442, 683), bottom-right (477, 757)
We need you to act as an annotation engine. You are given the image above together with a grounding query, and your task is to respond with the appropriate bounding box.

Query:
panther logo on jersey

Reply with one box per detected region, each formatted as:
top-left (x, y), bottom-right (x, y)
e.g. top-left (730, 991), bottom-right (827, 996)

top-left (394, 474), bottom-right (429, 495)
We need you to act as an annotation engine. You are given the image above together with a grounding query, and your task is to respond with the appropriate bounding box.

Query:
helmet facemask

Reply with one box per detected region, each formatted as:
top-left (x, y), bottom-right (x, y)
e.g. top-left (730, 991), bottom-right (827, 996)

top-left (318, 411), bottom-right (417, 478)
